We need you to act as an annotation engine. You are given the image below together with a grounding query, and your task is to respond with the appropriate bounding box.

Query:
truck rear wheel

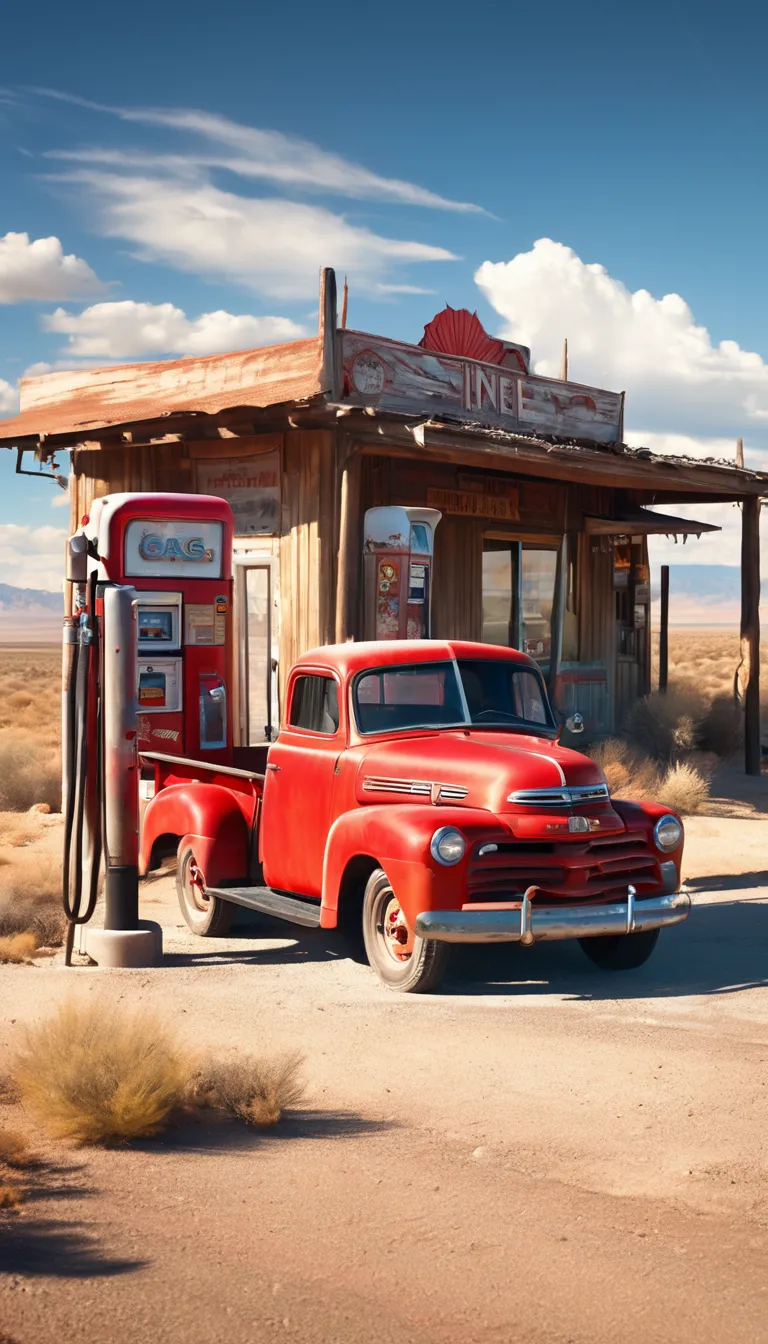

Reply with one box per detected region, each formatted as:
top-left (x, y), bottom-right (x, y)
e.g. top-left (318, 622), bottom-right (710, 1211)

top-left (362, 868), bottom-right (451, 993)
top-left (579, 927), bottom-right (659, 970)
top-left (176, 844), bottom-right (235, 938)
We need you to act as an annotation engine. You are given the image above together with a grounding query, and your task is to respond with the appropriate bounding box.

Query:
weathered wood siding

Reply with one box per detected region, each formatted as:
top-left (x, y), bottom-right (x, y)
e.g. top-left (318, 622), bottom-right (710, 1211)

top-left (341, 331), bottom-right (624, 444)
top-left (278, 430), bottom-right (336, 683)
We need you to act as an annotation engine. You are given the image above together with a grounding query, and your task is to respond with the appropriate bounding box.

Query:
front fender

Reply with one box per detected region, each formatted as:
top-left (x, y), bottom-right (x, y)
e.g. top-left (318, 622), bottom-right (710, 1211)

top-left (321, 805), bottom-right (505, 930)
top-left (140, 782), bottom-right (253, 887)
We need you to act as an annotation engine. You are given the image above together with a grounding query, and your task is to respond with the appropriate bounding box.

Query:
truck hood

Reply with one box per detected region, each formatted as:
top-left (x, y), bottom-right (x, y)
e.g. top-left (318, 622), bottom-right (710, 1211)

top-left (355, 730), bottom-right (605, 811)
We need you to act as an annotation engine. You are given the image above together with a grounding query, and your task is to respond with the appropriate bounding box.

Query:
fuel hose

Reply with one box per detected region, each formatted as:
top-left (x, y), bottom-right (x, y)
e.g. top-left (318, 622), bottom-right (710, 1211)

top-left (62, 572), bottom-right (103, 964)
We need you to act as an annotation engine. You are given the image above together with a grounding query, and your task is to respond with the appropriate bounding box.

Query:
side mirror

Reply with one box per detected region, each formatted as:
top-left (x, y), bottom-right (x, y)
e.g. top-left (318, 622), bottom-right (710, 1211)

top-left (565, 712), bottom-right (585, 735)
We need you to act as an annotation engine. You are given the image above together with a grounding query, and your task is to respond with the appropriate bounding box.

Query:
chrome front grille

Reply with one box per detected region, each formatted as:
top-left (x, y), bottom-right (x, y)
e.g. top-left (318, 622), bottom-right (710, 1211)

top-left (363, 777), bottom-right (469, 801)
top-left (467, 831), bottom-right (659, 902)
top-left (507, 783), bottom-right (610, 806)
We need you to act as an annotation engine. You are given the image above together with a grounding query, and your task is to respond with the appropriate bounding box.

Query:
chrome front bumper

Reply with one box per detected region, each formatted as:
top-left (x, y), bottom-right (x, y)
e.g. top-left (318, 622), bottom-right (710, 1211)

top-left (414, 888), bottom-right (691, 945)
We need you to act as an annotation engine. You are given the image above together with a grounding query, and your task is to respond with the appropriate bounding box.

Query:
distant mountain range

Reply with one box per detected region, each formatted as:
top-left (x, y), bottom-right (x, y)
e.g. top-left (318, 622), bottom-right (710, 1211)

top-left (0, 584), bottom-right (62, 613)
top-left (651, 565), bottom-right (768, 603)
top-left (0, 584), bottom-right (63, 642)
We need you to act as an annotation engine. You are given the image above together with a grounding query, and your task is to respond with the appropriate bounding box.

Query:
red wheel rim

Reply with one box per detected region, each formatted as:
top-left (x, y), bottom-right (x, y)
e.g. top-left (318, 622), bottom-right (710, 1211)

top-left (381, 892), bottom-right (414, 963)
top-left (186, 856), bottom-right (210, 914)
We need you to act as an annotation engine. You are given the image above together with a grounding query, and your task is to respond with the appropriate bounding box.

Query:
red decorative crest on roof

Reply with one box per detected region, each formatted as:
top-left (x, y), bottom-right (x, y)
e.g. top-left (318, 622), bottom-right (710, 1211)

top-left (419, 306), bottom-right (527, 372)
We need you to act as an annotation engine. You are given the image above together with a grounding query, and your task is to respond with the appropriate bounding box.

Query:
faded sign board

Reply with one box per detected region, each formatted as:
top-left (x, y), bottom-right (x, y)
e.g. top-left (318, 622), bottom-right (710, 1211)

top-left (427, 486), bottom-right (519, 521)
top-left (195, 450), bottom-right (280, 535)
top-left (340, 331), bottom-right (623, 444)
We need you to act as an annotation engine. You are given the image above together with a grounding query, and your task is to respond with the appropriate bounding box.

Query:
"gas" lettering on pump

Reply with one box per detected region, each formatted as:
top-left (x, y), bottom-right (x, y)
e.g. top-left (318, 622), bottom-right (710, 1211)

top-left (138, 535), bottom-right (212, 562)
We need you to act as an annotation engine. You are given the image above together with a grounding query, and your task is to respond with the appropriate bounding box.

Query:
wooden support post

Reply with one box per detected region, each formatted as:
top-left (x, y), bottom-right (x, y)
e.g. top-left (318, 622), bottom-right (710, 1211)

top-left (335, 451), bottom-right (362, 643)
top-left (547, 535), bottom-right (567, 697)
top-left (659, 565), bottom-right (669, 693)
top-left (740, 496), bottom-right (761, 775)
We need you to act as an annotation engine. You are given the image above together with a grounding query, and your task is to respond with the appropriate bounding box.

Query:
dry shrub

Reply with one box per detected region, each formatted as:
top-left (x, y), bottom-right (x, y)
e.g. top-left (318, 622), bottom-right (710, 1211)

top-left (0, 852), bottom-right (65, 947)
top-left (588, 740), bottom-right (710, 815)
top-left (0, 1184), bottom-right (25, 1211)
top-left (0, 932), bottom-right (38, 964)
top-left (0, 740), bottom-right (60, 813)
top-left (0, 1075), bottom-right (20, 1106)
top-left (194, 1051), bottom-right (306, 1128)
top-left (625, 688), bottom-right (707, 763)
top-left (656, 761), bottom-right (711, 814)
top-left (699, 693), bottom-right (744, 758)
top-left (0, 1129), bottom-right (32, 1169)
top-left (14, 1001), bottom-right (191, 1146)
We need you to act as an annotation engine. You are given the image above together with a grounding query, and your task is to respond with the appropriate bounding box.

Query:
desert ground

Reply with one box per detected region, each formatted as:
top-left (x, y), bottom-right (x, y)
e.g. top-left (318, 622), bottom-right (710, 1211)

top-left (1, 635), bottom-right (768, 1344)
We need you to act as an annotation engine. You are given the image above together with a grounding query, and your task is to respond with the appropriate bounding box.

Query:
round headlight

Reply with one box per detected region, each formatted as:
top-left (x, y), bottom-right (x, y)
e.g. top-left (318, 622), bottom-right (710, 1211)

top-left (654, 815), bottom-right (682, 852)
top-left (430, 826), bottom-right (466, 866)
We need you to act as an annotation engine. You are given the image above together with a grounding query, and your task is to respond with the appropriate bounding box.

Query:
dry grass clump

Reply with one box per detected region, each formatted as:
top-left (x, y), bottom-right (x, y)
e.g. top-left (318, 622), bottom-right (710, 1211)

top-left (0, 1184), bottom-right (25, 1211)
top-left (0, 740), bottom-right (60, 813)
top-left (588, 738), bottom-right (710, 815)
top-left (0, 852), bottom-right (65, 947)
top-left (0, 1129), bottom-right (33, 1170)
top-left (193, 1051), bottom-right (306, 1127)
top-left (656, 761), bottom-right (711, 814)
top-left (0, 932), bottom-right (38, 964)
top-left (15, 1001), bottom-right (191, 1146)
top-left (0, 648), bottom-right (62, 814)
top-left (625, 688), bottom-right (707, 763)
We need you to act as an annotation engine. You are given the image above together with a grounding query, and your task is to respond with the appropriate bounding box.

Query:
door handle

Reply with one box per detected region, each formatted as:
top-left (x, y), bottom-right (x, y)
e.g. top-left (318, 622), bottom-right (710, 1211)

top-left (266, 762), bottom-right (281, 772)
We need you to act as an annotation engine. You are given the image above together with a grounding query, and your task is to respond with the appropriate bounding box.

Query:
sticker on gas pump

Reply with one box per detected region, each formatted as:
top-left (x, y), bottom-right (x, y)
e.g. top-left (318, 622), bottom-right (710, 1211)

top-left (215, 593), bottom-right (228, 614)
top-left (408, 563), bottom-right (427, 603)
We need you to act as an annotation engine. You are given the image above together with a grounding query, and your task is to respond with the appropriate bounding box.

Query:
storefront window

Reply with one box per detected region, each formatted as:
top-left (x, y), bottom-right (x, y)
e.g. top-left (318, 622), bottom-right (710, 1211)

top-left (482, 540), bottom-right (560, 665)
top-left (520, 548), bottom-right (557, 662)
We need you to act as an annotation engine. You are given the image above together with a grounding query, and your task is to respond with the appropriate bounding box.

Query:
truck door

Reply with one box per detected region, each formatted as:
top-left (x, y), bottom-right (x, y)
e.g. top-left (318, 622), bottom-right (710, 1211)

top-left (260, 670), bottom-right (342, 898)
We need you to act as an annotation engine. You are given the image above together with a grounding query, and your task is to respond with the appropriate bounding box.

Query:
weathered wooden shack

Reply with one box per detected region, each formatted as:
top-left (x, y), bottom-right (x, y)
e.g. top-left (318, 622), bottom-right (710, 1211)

top-left (0, 269), bottom-right (764, 768)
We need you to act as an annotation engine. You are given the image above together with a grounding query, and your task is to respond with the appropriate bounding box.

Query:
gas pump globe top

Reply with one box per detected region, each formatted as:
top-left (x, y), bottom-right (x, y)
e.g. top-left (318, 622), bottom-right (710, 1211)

top-left (363, 505), bottom-right (441, 641)
top-left (71, 493), bottom-right (235, 763)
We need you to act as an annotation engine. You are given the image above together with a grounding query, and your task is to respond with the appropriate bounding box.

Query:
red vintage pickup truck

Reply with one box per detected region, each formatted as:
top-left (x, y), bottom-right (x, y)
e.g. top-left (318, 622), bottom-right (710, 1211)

top-left (139, 640), bottom-right (690, 992)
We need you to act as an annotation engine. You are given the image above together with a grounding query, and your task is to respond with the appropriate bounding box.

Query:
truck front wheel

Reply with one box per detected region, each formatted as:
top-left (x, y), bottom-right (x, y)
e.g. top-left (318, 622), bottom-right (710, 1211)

top-left (176, 844), bottom-right (235, 938)
top-left (362, 868), bottom-right (451, 993)
top-left (579, 928), bottom-right (659, 970)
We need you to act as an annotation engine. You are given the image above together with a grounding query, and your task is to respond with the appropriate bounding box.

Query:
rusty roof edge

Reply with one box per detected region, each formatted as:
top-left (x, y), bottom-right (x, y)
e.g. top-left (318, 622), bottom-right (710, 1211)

top-left (324, 405), bottom-right (768, 484)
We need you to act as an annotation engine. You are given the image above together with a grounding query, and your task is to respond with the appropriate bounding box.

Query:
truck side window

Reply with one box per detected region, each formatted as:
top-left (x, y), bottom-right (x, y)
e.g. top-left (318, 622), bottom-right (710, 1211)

top-left (290, 675), bottom-right (339, 734)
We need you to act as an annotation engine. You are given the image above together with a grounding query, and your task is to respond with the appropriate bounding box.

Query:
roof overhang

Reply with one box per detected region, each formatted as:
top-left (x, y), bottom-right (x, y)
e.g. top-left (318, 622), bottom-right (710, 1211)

top-left (584, 506), bottom-right (721, 537)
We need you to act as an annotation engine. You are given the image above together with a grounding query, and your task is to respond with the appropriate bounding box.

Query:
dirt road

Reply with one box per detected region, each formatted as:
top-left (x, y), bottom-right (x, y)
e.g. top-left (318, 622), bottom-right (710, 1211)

top-left (3, 802), bottom-right (768, 1343)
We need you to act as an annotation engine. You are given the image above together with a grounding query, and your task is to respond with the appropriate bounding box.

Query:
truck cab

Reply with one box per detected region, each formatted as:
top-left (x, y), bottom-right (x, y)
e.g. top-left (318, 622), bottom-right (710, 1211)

top-left (140, 639), bottom-right (689, 992)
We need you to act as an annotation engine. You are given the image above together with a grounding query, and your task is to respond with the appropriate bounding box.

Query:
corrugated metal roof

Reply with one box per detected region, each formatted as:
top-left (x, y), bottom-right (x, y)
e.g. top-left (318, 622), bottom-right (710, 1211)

top-left (0, 336), bottom-right (327, 443)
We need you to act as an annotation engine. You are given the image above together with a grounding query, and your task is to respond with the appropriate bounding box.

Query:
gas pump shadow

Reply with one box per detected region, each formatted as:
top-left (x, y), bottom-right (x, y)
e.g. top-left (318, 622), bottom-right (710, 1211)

top-left (0, 1160), bottom-right (145, 1279)
top-left (443, 890), bottom-right (768, 1001)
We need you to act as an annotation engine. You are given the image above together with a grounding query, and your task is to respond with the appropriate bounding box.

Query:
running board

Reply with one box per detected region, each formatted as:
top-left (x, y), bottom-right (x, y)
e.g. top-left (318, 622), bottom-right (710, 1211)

top-left (205, 884), bottom-right (322, 928)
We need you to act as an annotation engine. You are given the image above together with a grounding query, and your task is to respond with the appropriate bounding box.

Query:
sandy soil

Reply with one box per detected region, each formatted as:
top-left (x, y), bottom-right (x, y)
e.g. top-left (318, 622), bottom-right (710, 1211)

top-left (2, 780), bottom-right (768, 1344)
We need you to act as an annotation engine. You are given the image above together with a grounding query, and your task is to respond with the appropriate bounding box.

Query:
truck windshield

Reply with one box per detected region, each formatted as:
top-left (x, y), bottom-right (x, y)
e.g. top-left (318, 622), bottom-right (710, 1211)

top-left (353, 659), bottom-right (554, 735)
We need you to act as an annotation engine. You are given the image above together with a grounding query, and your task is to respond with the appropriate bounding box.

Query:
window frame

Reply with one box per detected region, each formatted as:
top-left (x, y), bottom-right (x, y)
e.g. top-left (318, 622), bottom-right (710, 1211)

top-left (351, 657), bottom-right (557, 739)
top-left (286, 670), bottom-right (342, 738)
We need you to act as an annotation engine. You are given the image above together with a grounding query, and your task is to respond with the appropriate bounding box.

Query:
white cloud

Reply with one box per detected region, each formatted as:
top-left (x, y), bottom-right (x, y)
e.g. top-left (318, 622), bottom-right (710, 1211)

top-left (0, 523), bottom-right (67, 590)
top-left (476, 238), bottom-right (768, 440)
top-left (0, 379), bottom-right (19, 414)
top-left (40, 93), bottom-right (484, 213)
top-left (54, 171), bottom-right (457, 300)
top-left (51, 489), bottom-right (70, 508)
top-left (0, 231), bottom-right (103, 303)
top-left (43, 300), bottom-right (307, 358)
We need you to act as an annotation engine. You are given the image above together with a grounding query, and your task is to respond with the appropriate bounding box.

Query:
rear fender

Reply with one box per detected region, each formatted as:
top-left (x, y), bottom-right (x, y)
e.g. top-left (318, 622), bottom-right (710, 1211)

top-left (140, 782), bottom-right (253, 887)
top-left (320, 805), bottom-right (503, 930)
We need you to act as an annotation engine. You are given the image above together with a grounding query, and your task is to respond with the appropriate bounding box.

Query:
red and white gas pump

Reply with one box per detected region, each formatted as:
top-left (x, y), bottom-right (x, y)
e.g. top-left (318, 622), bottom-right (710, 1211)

top-left (62, 492), bottom-right (235, 967)
top-left (363, 506), bottom-right (441, 641)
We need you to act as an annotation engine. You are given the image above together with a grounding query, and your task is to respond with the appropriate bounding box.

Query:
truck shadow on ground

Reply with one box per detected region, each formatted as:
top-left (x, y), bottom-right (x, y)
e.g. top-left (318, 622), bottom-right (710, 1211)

top-left (0, 1161), bottom-right (146, 1279)
top-left (173, 894), bottom-right (768, 1001)
top-left (445, 895), bottom-right (768, 1000)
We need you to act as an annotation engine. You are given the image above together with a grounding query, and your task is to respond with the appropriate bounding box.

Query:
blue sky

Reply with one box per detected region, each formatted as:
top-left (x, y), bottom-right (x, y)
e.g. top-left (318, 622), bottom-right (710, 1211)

top-left (1, 0), bottom-right (767, 598)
